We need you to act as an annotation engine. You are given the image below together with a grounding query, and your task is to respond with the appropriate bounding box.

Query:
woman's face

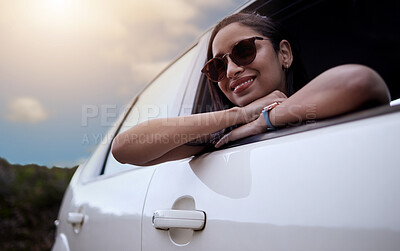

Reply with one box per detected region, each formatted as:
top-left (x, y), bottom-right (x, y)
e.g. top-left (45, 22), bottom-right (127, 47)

top-left (212, 23), bottom-right (286, 106)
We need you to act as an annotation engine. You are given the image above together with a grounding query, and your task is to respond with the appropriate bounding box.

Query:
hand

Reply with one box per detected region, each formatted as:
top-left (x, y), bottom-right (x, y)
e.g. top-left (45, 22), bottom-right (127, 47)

top-left (239, 90), bottom-right (287, 123)
top-left (215, 90), bottom-right (287, 148)
top-left (215, 114), bottom-right (268, 148)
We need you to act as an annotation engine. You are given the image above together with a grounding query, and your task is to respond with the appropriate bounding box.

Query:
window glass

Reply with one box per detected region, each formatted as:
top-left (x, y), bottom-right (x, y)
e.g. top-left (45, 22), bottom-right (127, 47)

top-left (103, 45), bottom-right (200, 175)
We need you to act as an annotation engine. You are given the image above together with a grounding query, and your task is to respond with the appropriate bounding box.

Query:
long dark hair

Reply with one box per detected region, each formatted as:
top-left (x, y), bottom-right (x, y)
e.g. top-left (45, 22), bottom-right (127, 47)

top-left (206, 12), bottom-right (308, 111)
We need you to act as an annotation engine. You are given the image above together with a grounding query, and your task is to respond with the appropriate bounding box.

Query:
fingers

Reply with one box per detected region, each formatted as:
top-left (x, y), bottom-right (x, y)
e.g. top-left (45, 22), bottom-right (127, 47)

top-left (240, 90), bottom-right (288, 124)
top-left (215, 117), bottom-right (266, 148)
top-left (274, 97), bottom-right (287, 103)
top-left (250, 91), bottom-right (288, 109)
top-left (276, 90), bottom-right (288, 99)
top-left (265, 91), bottom-right (288, 102)
top-left (214, 133), bottom-right (231, 148)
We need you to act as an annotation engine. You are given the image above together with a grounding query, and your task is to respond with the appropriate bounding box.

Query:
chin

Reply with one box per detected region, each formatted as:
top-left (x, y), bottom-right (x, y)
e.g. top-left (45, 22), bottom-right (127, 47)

top-left (236, 93), bottom-right (265, 107)
top-left (234, 98), bottom-right (252, 107)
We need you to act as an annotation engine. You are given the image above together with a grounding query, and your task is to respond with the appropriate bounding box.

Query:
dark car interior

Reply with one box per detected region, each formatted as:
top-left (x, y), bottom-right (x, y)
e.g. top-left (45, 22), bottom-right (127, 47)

top-left (266, 0), bottom-right (400, 100)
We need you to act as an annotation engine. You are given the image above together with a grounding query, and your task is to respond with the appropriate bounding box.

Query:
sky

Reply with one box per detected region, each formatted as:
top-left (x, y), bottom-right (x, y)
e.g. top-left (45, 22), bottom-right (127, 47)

top-left (0, 0), bottom-right (247, 167)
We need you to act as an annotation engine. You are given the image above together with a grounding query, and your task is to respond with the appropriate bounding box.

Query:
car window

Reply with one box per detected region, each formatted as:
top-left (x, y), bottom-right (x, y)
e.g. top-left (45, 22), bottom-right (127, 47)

top-left (102, 44), bottom-right (201, 175)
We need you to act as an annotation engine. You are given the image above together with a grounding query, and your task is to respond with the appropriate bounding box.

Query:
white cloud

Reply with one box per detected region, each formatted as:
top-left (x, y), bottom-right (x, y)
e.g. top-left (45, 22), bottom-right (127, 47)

top-left (6, 97), bottom-right (49, 124)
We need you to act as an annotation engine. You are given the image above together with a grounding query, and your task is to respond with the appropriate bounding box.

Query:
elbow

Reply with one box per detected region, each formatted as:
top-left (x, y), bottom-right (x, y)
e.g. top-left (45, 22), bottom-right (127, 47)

top-left (342, 64), bottom-right (391, 106)
top-left (111, 135), bottom-right (128, 164)
top-left (111, 134), bottom-right (150, 166)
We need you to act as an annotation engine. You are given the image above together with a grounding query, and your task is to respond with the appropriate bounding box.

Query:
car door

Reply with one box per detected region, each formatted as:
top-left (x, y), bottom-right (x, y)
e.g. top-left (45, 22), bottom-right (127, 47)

top-left (141, 111), bottom-right (400, 251)
top-left (53, 42), bottom-right (202, 251)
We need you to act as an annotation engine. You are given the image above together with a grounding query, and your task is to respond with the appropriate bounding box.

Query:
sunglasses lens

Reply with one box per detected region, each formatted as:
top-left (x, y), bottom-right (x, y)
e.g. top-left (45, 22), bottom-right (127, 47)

top-left (203, 58), bottom-right (226, 82)
top-left (232, 39), bottom-right (257, 66)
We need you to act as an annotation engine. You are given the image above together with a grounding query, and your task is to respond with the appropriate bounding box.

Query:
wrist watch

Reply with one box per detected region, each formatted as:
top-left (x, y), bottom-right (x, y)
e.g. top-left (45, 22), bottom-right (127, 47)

top-left (261, 101), bottom-right (281, 130)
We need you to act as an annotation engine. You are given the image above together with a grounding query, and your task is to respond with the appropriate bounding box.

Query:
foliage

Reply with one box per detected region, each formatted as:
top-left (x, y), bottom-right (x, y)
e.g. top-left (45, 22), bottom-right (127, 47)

top-left (0, 157), bottom-right (77, 251)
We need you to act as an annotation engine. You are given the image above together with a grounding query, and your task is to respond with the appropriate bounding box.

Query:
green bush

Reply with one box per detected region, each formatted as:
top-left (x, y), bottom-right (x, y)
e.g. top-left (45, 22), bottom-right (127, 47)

top-left (0, 157), bottom-right (77, 251)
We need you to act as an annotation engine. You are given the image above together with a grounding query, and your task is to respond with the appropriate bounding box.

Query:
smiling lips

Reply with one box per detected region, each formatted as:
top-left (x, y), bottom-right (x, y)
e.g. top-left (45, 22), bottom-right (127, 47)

top-left (231, 77), bottom-right (255, 94)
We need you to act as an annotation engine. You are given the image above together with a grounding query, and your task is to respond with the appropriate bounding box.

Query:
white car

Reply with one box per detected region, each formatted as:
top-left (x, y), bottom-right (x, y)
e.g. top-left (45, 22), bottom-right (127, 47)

top-left (53, 0), bottom-right (400, 250)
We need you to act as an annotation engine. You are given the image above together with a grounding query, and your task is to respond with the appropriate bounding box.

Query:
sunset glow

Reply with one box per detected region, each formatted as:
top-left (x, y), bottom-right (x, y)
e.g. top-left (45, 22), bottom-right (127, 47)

top-left (44, 0), bottom-right (73, 15)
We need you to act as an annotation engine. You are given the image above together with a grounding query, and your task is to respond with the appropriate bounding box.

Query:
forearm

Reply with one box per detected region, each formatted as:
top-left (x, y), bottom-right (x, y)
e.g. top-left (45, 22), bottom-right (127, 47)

top-left (270, 64), bottom-right (390, 126)
top-left (112, 106), bottom-right (243, 165)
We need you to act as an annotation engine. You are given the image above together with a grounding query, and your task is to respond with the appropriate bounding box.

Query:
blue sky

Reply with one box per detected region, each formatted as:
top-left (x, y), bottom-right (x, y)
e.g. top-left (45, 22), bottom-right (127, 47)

top-left (0, 0), bottom-right (246, 167)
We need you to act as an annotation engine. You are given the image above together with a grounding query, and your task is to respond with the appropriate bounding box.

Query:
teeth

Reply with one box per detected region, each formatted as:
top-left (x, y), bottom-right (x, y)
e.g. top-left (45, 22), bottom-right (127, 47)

top-left (234, 78), bottom-right (253, 90)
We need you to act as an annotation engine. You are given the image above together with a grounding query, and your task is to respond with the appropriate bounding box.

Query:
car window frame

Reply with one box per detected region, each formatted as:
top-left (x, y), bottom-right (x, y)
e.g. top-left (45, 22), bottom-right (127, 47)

top-left (98, 41), bottom-right (204, 176)
top-left (179, 33), bottom-right (211, 116)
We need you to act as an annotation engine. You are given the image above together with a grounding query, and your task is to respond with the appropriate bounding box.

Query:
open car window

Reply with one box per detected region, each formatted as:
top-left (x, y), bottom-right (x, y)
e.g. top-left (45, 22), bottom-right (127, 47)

top-left (191, 0), bottom-right (400, 149)
top-left (102, 44), bottom-right (201, 175)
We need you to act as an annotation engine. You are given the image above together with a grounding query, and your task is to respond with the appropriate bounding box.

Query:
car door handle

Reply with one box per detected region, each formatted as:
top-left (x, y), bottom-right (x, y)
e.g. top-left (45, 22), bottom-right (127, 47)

top-left (67, 212), bottom-right (85, 224)
top-left (152, 210), bottom-right (206, 230)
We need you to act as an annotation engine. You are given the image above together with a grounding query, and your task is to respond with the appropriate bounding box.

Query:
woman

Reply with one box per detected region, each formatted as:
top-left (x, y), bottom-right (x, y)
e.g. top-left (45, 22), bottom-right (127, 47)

top-left (112, 12), bottom-right (390, 166)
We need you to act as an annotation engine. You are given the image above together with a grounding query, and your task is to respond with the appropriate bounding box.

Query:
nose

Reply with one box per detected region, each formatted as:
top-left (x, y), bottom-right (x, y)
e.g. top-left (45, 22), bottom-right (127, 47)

top-left (225, 55), bottom-right (244, 79)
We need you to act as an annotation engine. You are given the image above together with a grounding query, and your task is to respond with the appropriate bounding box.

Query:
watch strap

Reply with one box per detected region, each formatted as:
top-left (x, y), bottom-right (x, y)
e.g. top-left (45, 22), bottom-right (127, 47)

top-left (261, 102), bottom-right (280, 131)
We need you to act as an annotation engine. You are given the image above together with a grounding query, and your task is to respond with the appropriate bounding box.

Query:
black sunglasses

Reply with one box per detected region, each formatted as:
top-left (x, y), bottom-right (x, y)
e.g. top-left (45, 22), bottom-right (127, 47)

top-left (201, 36), bottom-right (265, 82)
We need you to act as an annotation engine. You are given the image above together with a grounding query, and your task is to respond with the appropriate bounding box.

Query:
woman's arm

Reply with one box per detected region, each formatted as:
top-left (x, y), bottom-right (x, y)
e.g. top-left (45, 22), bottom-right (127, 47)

top-left (112, 90), bottom-right (287, 165)
top-left (271, 64), bottom-right (390, 125)
top-left (215, 64), bottom-right (390, 147)
top-left (112, 108), bottom-right (240, 165)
